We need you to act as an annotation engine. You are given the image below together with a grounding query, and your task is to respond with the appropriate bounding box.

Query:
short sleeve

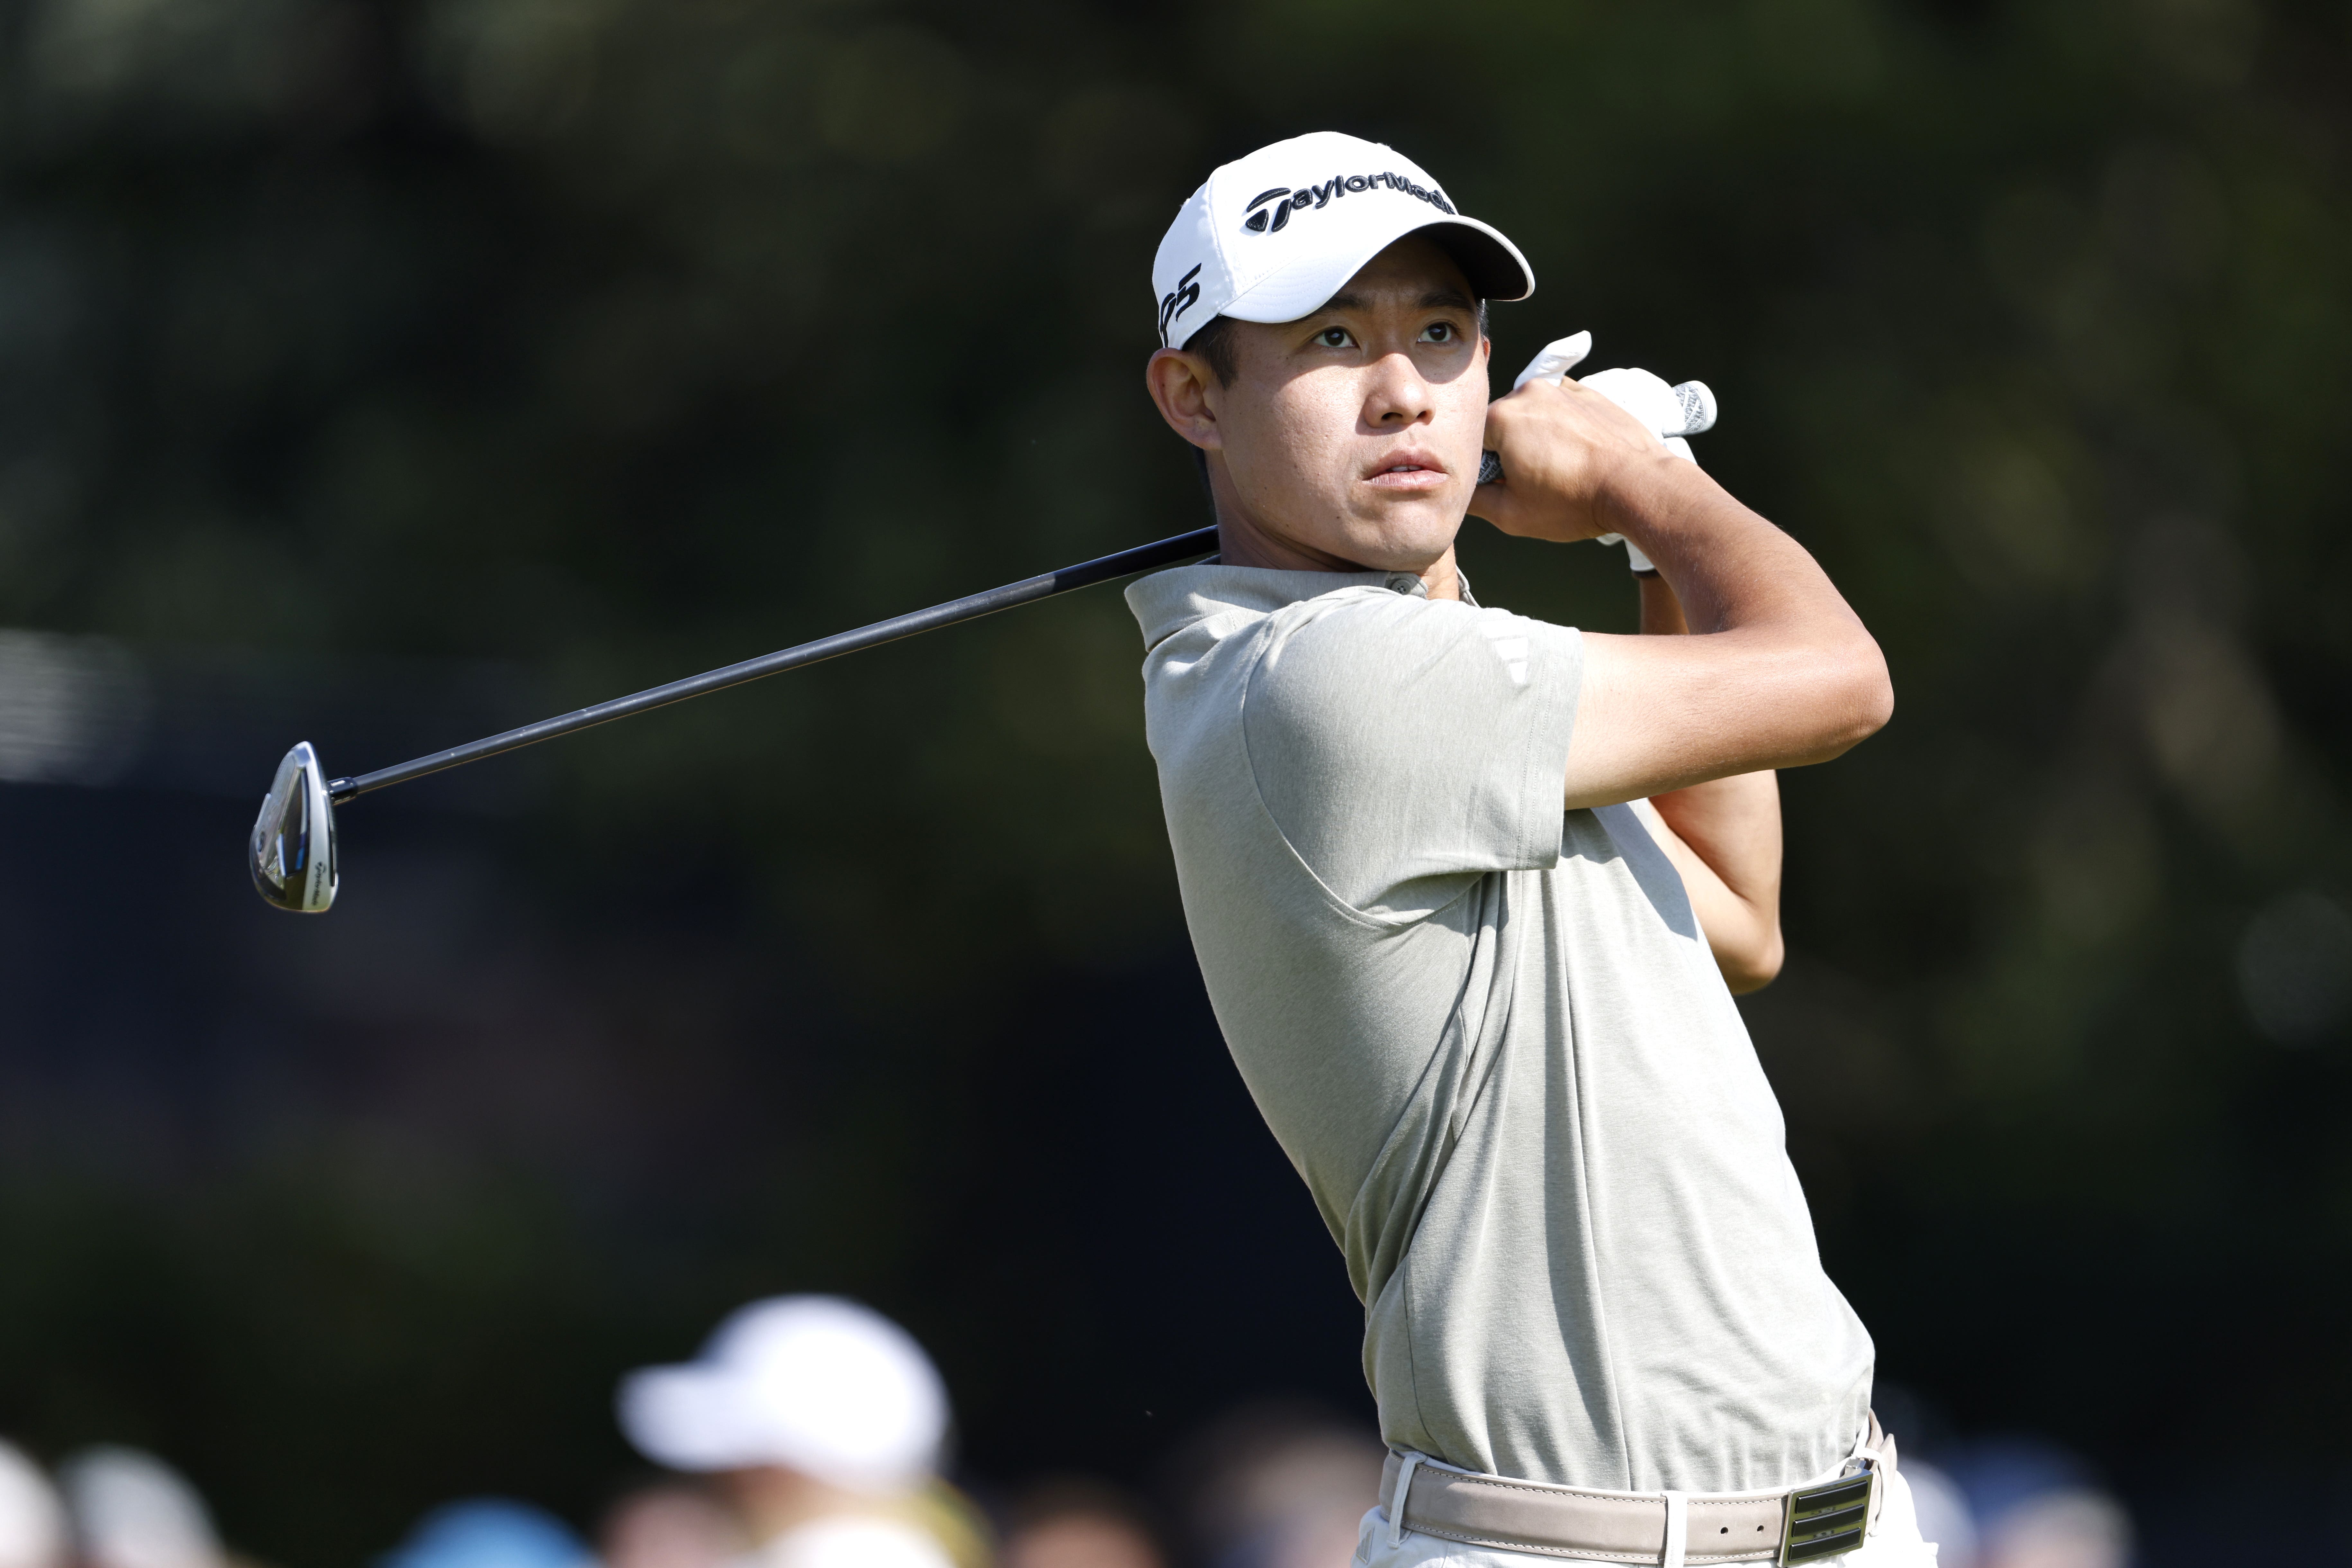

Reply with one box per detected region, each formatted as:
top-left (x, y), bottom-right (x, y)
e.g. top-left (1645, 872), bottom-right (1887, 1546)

top-left (1242, 590), bottom-right (1582, 916)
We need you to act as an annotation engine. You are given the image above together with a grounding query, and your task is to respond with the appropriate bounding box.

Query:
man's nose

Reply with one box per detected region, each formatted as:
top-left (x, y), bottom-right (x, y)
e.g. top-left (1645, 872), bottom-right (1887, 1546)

top-left (1363, 351), bottom-right (1435, 427)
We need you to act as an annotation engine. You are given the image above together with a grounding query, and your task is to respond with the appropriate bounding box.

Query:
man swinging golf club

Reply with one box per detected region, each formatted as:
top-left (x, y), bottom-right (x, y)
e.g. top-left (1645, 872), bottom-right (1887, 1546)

top-left (1128, 132), bottom-right (1926, 1567)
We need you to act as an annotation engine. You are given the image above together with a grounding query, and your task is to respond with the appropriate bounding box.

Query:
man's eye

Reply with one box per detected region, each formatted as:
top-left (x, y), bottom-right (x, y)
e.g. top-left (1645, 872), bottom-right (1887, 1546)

top-left (1318, 327), bottom-right (1354, 349)
top-left (1421, 322), bottom-right (1456, 343)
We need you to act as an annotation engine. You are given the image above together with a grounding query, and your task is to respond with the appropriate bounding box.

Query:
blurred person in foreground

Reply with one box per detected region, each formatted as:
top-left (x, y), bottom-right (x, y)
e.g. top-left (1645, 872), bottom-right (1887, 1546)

top-left (1166, 1405), bottom-right (1382, 1568)
top-left (619, 1296), bottom-right (980, 1568)
top-left (1132, 132), bottom-right (1918, 1566)
top-left (58, 1449), bottom-right (229, 1568)
top-left (381, 1501), bottom-right (592, 1568)
top-left (1928, 1441), bottom-right (2132, 1568)
top-left (0, 1442), bottom-right (65, 1568)
top-left (599, 1484), bottom-right (747, 1568)
top-left (997, 1482), bottom-right (1161, 1568)
top-left (1973, 1492), bottom-right (2128, 1568)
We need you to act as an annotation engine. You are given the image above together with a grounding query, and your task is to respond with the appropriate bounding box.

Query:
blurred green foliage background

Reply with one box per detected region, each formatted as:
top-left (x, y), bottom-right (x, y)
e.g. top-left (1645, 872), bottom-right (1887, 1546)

top-left (0, 0), bottom-right (2347, 1562)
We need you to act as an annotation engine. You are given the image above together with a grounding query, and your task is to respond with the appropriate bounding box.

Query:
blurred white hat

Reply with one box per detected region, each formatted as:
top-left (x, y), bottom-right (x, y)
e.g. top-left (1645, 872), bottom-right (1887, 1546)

top-left (617, 1297), bottom-right (948, 1492)
top-left (0, 1442), bottom-right (66, 1568)
top-left (58, 1449), bottom-right (224, 1568)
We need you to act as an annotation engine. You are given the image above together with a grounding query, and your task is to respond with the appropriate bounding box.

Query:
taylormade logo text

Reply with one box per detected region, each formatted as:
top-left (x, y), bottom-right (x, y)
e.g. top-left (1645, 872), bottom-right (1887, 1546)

top-left (1242, 171), bottom-right (1456, 234)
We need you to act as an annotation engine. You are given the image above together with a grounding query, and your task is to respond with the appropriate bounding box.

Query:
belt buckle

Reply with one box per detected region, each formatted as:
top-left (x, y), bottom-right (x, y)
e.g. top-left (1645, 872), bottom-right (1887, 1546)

top-left (1778, 1466), bottom-right (1875, 1564)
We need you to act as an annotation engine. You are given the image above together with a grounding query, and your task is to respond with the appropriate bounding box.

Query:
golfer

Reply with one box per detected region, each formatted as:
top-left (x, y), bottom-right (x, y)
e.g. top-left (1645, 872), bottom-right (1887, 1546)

top-left (1128, 132), bottom-right (1925, 1568)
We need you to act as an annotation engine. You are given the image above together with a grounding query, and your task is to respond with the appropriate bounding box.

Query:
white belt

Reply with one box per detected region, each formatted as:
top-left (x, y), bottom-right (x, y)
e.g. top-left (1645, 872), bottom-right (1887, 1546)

top-left (1379, 1414), bottom-right (1894, 1566)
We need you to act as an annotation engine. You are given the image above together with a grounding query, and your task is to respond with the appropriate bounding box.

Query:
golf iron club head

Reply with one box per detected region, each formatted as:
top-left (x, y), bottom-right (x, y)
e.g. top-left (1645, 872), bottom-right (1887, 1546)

top-left (250, 742), bottom-right (338, 912)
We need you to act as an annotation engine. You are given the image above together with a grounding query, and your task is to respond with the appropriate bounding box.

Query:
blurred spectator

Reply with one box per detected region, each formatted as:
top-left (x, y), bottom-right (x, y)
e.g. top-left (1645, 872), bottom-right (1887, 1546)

top-left (1934, 1439), bottom-right (2133, 1568)
top-left (0, 1443), bottom-right (65, 1568)
top-left (1164, 1404), bottom-right (1383, 1568)
top-left (599, 1486), bottom-right (745, 1568)
top-left (998, 1480), bottom-right (1161, 1568)
top-left (618, 1296), bottom-right (958, 1568)
top-left (1979, 1491), bottom-right (2131, 1568)
top-left (381, 1502), bottom-right (592, 1568)
top-left (58, 1450), bottom-right (223, 1568)
top-left (1900, 1462), bottom-right (1979, 1568)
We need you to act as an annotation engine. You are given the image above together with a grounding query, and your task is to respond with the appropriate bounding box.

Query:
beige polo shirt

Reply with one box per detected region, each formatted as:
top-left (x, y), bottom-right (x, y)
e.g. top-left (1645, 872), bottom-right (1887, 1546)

top-left (1125, 562), bottom-right (1872, 1494)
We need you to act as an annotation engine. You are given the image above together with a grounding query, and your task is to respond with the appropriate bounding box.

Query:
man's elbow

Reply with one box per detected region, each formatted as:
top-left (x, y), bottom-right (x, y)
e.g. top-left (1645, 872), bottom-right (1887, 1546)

top-left (1806, 632), bottom-right (1893, 760)
top-left (1720, 925), bottom-right (1785, 995)
top-left (1850, 634), bottom-right (1896, 738)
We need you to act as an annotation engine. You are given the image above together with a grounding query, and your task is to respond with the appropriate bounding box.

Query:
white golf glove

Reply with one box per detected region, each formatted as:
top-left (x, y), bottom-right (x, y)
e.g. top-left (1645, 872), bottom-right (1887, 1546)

top-left (1496, 334), bottom-right (1717, 574)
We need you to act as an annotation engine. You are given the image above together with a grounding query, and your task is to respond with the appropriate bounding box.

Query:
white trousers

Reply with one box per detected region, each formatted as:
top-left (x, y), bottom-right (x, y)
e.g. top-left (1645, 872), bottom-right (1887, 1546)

top-left (1352, 1461), bottom-right (1939, 1568)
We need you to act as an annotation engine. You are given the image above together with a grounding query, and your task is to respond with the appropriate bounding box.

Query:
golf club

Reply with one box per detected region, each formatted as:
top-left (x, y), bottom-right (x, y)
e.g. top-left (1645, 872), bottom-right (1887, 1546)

top-left (251, 524), bottom-right (1221, 913)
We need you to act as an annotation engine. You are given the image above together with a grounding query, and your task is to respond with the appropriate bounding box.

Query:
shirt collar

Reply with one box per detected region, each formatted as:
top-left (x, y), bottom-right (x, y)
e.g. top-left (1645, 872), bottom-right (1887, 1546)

top-left (1124, 560), bottom-right (1471, 651)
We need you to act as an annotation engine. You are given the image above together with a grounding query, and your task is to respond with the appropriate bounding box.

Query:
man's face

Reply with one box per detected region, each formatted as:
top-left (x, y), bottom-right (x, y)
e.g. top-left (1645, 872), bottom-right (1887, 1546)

top-left (1147, 235), bottom-right (1489, 575)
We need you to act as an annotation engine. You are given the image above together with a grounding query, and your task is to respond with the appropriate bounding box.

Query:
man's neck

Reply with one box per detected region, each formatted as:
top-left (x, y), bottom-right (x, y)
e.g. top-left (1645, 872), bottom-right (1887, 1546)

top-left (1214, 512), bottom-right (1462, 601)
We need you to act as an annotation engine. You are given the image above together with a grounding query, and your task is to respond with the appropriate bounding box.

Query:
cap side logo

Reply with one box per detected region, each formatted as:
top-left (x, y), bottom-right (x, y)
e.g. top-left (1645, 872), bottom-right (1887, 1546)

top-left (1157, 264), bottom-right (1202, 347)
top-left (1241, 171), bottom-right (1457, 234)
top-left (1242, 186), bottom-right (1295, 232)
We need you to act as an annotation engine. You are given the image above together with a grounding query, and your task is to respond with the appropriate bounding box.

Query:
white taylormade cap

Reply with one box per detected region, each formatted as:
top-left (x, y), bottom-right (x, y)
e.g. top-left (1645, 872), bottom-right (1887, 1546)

top-left (617, 1296), bottom-right (949, 1491)
top-left (1152, 131), bottom-right (1534, 350)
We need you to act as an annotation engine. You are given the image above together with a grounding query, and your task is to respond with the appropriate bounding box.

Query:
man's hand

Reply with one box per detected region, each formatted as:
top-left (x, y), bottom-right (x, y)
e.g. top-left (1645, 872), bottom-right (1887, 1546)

top-left (1469, 376), bottom-right (1671, 543)
top-left (1468, 358), bottom-right (1895, 813)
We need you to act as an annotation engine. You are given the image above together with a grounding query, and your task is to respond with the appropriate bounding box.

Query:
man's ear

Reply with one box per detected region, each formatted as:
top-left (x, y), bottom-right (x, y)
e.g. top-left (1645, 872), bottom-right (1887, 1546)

top-left (1145, 347), bottom-right (1223, 453)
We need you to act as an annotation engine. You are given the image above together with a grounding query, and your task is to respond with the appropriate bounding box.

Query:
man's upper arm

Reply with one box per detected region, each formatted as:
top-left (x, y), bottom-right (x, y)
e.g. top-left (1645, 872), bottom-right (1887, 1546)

top-left (1245, 595), bottom-right (1582, 912)
top-left (1563, 624), bottom-right (1891, 811)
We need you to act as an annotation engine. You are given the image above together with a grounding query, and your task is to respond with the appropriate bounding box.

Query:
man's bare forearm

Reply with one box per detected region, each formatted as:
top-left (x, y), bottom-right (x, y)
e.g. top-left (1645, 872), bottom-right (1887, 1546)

top-left (1476, 376), bottom-right (1892, 807)
top-left (1563, 457), bottom-right (1891, 805)
top-left (1598, 455), bottom-right (1859, 644)
top-left (1636, 576), bottom-right (1780, 907)
top-left (1631, 574), bottom-right (1785, 990)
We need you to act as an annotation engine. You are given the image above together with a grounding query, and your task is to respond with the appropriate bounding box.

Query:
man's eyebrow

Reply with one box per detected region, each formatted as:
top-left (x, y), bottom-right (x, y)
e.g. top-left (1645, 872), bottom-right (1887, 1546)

top-left (1310, 287), bottom-right (1477, 317)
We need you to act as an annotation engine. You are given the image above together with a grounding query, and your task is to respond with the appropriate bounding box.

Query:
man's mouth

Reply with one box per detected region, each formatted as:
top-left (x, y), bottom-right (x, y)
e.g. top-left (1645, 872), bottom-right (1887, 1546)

top-left (1365, 453), bottom-right (1450, 490)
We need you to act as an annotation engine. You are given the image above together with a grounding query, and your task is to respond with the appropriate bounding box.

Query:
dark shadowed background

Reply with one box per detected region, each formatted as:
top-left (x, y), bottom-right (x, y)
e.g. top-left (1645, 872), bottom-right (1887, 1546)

top-left (0, 0), bottom-right (2347, 1563)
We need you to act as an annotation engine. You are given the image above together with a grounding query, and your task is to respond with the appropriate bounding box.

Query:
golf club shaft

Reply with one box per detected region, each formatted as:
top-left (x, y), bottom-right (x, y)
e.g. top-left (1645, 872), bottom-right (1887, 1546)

top-left (327, 525), bottom-right (1221, 804)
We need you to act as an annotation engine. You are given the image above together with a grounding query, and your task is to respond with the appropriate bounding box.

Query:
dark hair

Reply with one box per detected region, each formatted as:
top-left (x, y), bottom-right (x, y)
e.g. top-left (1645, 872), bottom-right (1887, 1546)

top-left (1185, 313), bottom-right (1244, 389)
top-left (1180, 302), bottom-right (1490, 497)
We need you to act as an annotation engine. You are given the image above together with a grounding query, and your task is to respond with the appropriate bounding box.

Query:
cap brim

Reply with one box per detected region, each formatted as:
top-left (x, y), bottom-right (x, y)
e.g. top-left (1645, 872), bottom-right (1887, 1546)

top-left (1221, 214), bottom-right (1535, 327)
top-left (1420, 221), bottom-right (1535, 305)
top-left (617, 1366), bottom-right (754, 1471)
